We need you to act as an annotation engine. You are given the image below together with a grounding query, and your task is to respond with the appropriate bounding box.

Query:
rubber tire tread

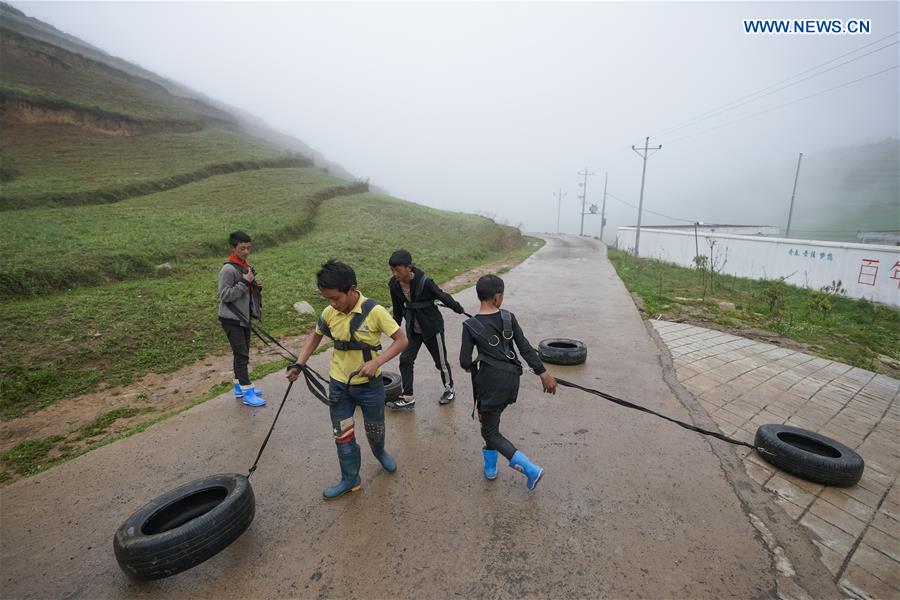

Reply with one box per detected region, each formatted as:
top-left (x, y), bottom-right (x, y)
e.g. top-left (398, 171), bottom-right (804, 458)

top-left (538, 338), bottom-right (587, 366)
top-left (754, 424), bottom-right (864, 487)
top-left (382, 371), bottom-right (403, 402)
top-left (113, 473), bottom-right (255, 581)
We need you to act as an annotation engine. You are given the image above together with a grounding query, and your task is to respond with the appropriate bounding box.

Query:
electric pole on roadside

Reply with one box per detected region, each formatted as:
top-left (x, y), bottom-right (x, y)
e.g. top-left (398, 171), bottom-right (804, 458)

top-left (785, 152), bottom-right (803, 239)
top-left (577, 168), bottom-right (595, 236)
top-left (554, 188), bottom-right (567, 234)
top-left (631, 137), bottom-right (662, 256)
top-left (599, 172), bottom-right (609, 242)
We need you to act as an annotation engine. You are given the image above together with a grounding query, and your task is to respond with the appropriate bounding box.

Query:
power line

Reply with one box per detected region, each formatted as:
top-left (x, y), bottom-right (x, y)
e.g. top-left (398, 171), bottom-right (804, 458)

top-left (592, 32), bottom-right (899, 166)
top-left (655, 39), bottom-right (899, 137)
top-left (605, 191), bottom-right (697, 224)
top-left (663, 65), bottom-right (899, 145)
top-left (657, 31), bottom-right (900, 136)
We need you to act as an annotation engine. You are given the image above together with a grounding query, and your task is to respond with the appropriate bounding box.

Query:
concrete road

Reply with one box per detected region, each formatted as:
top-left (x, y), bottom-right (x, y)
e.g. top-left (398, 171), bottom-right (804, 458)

top-left (2, 235), bottom-right (820, 598)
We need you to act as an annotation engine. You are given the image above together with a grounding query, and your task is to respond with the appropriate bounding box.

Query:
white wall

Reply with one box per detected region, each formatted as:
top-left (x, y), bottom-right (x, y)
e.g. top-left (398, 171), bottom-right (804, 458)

top-left (616, 227), bottom-right (900, 306)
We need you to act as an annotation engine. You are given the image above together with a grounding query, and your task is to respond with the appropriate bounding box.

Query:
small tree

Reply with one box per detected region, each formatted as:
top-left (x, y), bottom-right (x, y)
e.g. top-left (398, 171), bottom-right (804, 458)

top-left (807, 280), bottom-right (846, 320)
top-left (763, 278), bottom-right (786, 315)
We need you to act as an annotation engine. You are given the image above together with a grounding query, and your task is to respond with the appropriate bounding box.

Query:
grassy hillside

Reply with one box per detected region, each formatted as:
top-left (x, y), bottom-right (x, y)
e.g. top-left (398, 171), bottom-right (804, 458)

top-left (1, 27), bottom-right (231, 123)
top-left (0, 125), bottom-right (290, 199)
top-left (1, 194), bottom-right (526, 419)
top-left (2, 168), bottom-right (366, 297)
top-left (0, 5), bottom-right (533, 422)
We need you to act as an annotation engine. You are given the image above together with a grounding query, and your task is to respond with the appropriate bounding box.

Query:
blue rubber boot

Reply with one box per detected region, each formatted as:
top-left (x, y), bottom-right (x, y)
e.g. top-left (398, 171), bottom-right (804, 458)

top-left (364, 421), bottom-right (396, 473)
top-left (324, 445), bottom-right (362, 500)
top-left (240, 385), bottom-right (266, 407)
top-left (233, 379), bottom-right (243, 399)
top-left (509, 450), bottom-right (544, 490)
top-left (482, 449), bottom-right (499, 480)
top-left (375, 450), bottom-right (397, 473)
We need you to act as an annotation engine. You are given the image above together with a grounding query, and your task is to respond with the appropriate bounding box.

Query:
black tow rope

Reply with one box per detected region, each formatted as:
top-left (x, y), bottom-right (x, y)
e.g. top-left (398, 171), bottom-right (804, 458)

top-left (247, 380), bottom-right (294, 478)
top-left (554, 378), bottom-right (770, 455)
top-left (436, 303), bottom-right (770, 456)
top-left (436, 303), bottom-right (472, 318)
top-left (223, 302), bottom-right (335, 406)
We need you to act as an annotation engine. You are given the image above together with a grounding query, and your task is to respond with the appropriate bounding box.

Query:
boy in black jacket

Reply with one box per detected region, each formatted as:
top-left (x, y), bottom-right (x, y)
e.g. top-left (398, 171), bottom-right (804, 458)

top-left (388, 249), bottom-right (465, 410)
top-left (460, 274), bottom-right (557, 490)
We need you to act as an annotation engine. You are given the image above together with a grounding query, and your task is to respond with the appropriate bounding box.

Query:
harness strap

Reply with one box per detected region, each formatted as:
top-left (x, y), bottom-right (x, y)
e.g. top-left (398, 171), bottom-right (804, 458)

top-left (402, 276), bottom-right (432, 333)
top-left (475, 354), bottom-right (523, 374)
top-left (318, 298), bottom-right (382, 363)
top-left (463, 314), bottom-right (521, 366)
top-left (333, 340), bottom-right (383, 352)
top-left (349, 298), bottom-right (380, 363)
top-left (499, 309), bottom-right (514, 358)
top-left (405, 301), bottom-right (433, 309)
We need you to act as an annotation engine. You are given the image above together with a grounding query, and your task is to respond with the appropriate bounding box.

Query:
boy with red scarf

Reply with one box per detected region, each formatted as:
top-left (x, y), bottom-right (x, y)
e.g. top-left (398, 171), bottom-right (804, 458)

top-left (218, 230), bottom-right (266, 406)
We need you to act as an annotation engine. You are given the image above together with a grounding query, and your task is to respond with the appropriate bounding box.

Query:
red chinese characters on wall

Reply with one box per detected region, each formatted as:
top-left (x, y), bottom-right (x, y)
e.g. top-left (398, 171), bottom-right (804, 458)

top-left (890, 261), bottom-right (900, 288)
top-left (857, 259), bottom-right (879, 286)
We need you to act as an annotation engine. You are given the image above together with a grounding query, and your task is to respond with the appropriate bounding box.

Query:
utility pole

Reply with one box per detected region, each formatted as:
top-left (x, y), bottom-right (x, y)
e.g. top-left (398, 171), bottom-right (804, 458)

top-left (599, 172), bottom-right (609, 241)
top-left (785, 152), bottom-right (803, 238)
top-left (553, 188), bottom-right (567, 234)
top-left (631, 136), bottom-right (662, 256)
top-left (577, 168), bottom-right (595, 236)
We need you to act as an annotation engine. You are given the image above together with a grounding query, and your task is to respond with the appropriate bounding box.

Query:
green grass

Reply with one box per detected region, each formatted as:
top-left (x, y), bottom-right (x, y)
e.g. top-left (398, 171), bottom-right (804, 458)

top-left (607, 247), bottom-right (900, 377)
top-left (0, 406), bottom-right (154, 479)
top-left (0, 435), bottom-right (65, 476)
top-left (0, 193), bottom-right (530, 419)
top-left (1, 29), bottom-right (229, 122)
top-left (73, 407), bottom-right (156, 441)
top-left (0, 126), bottom-right (289, 199)
top-left (2, 168), bottom-right (365, 297)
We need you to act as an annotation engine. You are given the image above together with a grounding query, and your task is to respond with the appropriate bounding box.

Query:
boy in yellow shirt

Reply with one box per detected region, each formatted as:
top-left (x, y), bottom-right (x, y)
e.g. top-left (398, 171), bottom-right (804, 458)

top-left (288, 261), bottom-right (407, 499)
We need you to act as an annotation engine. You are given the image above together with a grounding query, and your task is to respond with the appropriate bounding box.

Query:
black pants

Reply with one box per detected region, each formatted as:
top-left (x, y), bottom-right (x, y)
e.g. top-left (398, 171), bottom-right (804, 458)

top-left (220, 318), bottom-right (251, 385)
top-left (474, 365), bottom-right (521, 460)
top-left (399, 330), bottom-right (453, 396)
top-left (479, 406), bottom-right (517, 460)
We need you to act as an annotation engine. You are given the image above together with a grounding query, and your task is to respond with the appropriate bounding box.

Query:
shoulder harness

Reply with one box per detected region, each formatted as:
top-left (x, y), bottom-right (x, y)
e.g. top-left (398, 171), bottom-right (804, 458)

top-left (317, 298), bottom-right (383, 362)
top-left (462, 310), bottom-right (521, 374)
top-left (403, 274), bottom-right (433, 311)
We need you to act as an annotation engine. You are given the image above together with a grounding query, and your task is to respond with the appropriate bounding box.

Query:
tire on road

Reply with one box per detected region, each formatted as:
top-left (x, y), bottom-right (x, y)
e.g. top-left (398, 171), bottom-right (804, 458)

top-left (382, 371), bottom-right (403, 402)
top-left (538, 338), bottom-right (587, 365)
top-left (754, 424), bottom-right (864, 487)
top-left (114, 473), bottom-right (255, 581)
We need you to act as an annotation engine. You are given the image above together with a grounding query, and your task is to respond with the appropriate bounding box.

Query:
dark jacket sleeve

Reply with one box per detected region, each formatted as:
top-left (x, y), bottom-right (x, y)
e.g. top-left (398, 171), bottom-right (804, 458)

top-left (511, 313), bottom-right (545, 375)
top-left (459, 324), bottom-right (475, 371)
top-left (389, 280), bottom-right (405, 326)
top-left (427, 279), bottom-right (464, 314)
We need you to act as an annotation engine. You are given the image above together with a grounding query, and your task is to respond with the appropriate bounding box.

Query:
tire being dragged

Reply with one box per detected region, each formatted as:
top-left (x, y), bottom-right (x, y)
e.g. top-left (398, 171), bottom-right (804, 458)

top-left (755, 424), bottom-right (864, 487)
top-left (114, 473), bottom-right (255, 581)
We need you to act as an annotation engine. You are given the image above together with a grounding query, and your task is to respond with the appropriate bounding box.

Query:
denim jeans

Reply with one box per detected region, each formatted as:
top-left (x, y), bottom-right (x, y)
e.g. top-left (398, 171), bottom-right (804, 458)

top-left (329, 377), bottom-right (387, 470)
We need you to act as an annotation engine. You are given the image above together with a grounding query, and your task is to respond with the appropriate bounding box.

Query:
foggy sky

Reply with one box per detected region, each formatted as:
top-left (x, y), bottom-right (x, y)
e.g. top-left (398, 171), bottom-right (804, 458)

top-left (13, 1), bottom-right (900, 239)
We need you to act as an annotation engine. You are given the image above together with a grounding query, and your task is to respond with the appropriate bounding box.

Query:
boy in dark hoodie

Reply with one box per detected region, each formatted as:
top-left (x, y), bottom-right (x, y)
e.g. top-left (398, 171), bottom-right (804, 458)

top-left (387, 249), bottom-right (465, 410)
top-left (460, 274), bottom-right (557, 490)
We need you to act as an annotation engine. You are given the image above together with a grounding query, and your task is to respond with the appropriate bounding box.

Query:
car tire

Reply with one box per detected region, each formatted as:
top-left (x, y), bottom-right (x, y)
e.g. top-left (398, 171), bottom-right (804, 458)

top-left (754, 424), bottom-right (864, 487)
top-left (538, 338), bottom-right (587, 366)
top-left (114, 473), bottom-right (255, 581)
top-left (382, 371), bottom-right (403, 402)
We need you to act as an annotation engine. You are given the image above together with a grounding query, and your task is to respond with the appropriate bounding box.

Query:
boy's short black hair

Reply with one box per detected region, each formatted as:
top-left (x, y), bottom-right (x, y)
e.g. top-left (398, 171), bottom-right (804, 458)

top-left (317, 260), bottom-right (357, 293)
top-left (388, 249), bottom-right (413, 267)
top-left (228, 230), bottom-right (252, 247)
top-left (476, 274), bottom-right (505, 300)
